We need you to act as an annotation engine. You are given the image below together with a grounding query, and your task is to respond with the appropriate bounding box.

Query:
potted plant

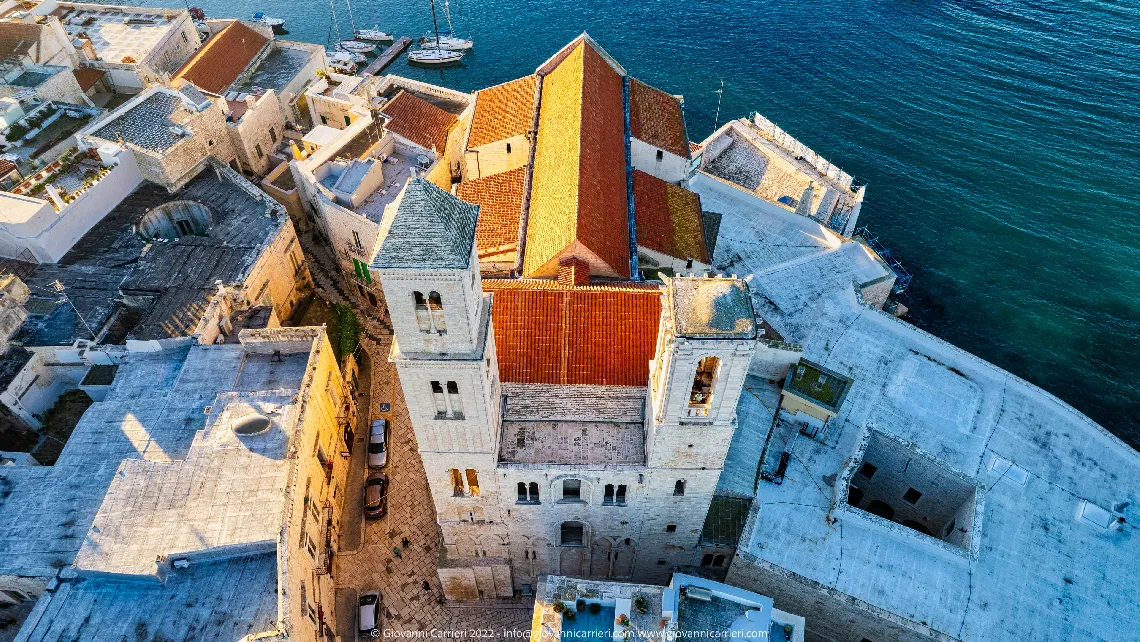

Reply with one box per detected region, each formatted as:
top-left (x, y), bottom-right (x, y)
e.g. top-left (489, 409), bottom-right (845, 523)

top-left (634, 596), bottom-right (647, 614)
top-left (576, 599), bottom-right (586, 612)
top-left (616, 614), bottom-right (629, 627)
top-left (563, 610), bottom-right (576, 622)
top-left (552, 602), bottom-right (566, 614)
top-left (588, 603), bottom-right (601, 615)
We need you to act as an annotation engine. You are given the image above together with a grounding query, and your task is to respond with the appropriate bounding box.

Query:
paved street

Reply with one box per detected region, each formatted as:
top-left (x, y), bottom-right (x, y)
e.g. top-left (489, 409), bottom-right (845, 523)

top-left (334, 336), bottom-right (533, 640)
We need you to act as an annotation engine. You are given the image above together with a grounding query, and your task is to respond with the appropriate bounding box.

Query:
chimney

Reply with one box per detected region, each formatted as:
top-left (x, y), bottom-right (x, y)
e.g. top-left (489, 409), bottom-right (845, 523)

top-left (557, 256), bottom-right (590, 287)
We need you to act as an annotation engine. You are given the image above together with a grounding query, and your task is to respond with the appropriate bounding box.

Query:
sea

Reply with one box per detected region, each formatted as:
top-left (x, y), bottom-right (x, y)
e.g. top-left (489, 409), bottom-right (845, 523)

top-left (149, 0), bottom-right (1140, 447)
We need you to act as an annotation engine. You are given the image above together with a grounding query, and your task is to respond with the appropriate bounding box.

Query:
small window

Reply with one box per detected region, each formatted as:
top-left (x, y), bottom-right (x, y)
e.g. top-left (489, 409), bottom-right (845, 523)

top-left (269, 127), bottom-right (278, 143)
top-left (182, 31), bottom-right (188, 42)
top-left (207, 139), bottom-right (214, 147)
top-left (656, 560), bottom-right (667, 566)
top-left (665, 524), bottom-right (676, 533)
top-left (903, 488), bottom-right (922, 504)
top-left (465, 469), bottom-right (480, 496)
top-left (414, 291), bottom-right (427, 307)
top-left (320, 115), bottom-right (327, 125)
top-left (700, 554), bottom-right (713, 567)
top-left (562, 479), bottom-right (582, 502)
top-left (517, 482), bottom-right (527, 502)
top-left (352, 230), bottom-right (362, 248)
top-left (367, 291), bottom-right (377, 307)
top-left (428, 291), bottom-right (443, 309)
top-left (450, 468), bottom-right (464, 496)
top-left (673, 480), bottom-right (685, 496)
top-left (255, 143), bottom-right (264, 159)
top-left (713, 554), bottom-right (725, 567)
top-left (656, 149), bottom-right (664, 161)
top-left (603, 484), bottom-right (614, 505)
top-left (506, 142), bottom-right (512, 154)
top-left (529, 482), bottom-right (539, 503)
top-left (944, 519), bottom-right (956, 537)
top-left (560, 522), bottom-right (584, 547)
top-left (859, 462), bottom-right (877, 479)
top-left (615, 484), bottom-right (627, 505)
top-left (344, 115), bottom-right (352, 127)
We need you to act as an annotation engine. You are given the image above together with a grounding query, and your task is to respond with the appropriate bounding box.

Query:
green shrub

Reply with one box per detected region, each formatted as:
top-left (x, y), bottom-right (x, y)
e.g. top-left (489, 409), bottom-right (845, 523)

top-left (588, 602), bottom-right (601, 615)
top-left (634, 596), bottom-right (647, 614)
top-left (563, 610), bottom-right (576, 622)
top-left (552, 602), bottom-right (566, 614)
top-left (576, 599), bottom-right (586, 612)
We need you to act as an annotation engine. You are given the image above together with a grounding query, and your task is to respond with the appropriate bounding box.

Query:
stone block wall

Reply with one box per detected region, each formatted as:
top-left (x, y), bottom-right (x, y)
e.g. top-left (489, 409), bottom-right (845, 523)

top-left (229, 91), bottom-right (286, 177)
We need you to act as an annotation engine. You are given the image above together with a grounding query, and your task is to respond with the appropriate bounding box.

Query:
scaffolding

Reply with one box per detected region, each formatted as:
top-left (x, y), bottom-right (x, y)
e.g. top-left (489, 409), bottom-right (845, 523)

top-left (853, 227), bottom-right (912, 293)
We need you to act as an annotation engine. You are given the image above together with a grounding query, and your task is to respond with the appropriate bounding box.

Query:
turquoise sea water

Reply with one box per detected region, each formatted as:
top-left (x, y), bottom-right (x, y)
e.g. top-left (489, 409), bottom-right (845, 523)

top-left (165, 0), bottom-right (1140, 447)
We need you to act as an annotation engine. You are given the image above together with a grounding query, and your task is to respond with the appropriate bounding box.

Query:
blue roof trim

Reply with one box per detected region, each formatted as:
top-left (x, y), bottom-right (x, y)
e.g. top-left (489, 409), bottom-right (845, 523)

top-left (623, 76), bottom-right (639, 281)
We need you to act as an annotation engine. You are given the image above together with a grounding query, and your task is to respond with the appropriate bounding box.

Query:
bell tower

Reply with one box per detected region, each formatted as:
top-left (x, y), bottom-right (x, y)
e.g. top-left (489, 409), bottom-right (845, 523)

top-left (371, 179), bottom-right (504, 544)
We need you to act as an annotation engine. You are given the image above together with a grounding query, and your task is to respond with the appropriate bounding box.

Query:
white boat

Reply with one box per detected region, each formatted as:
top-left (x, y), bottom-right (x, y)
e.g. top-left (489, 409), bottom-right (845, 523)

top-left (411, 0), bottom-right (465, 65)
top-left (339, 39), bottom-right (377, 53)
top-left (328, 49), bottom-right (366, 64)
top-left (408, 48), bottom-right (463, 65)
top-left (356, 26), bottom-right (393, 42)
top-left (327, 53), bottom-right (358, 74)
top-left (194, 21), bottom-right (210, 41)
top-left (251, 12), bottom-right (285, 28)
top-left (419, 32), bottom-right (473, 51)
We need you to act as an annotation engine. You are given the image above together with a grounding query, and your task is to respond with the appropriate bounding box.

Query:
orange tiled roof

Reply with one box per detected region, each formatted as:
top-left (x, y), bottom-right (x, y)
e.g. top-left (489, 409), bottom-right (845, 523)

top-left (633, 170), bottom-right (708, 263)
top-left (467, 75), bottom-right (536, 149)
top-left (689, 141), bottom-right (703, 154)
top-left (72, 67), bottom-right (105, 92)
top-left (525, 40), bottom-right (630, 279)
top-left (456, 166), bottom-right (526, 257)
top-left (484, 279), bottom-right (663, 385)
top-left (381, 90), bottom-right (457, 153)
top-left (173, 21), bottom-right (269, 95)
top-left (629, 78), bottom-right (689, 159)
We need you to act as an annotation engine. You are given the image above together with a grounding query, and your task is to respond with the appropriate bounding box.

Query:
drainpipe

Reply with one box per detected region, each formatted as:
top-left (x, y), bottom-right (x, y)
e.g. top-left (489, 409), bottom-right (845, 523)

top-left (512, 74), bottom-right (544, 278)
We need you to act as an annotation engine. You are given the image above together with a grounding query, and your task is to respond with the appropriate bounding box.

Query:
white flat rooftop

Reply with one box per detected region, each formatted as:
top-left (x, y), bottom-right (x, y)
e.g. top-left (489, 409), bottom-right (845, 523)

top-left (59, 3), bottom-right (184, 64)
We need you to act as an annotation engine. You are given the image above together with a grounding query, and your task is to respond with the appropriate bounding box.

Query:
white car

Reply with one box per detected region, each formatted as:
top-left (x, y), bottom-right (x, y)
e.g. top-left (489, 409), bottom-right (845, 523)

top-left (358, 590), bottom-right (380, 639)
top-left (367, 419), bottom-right (387, 469)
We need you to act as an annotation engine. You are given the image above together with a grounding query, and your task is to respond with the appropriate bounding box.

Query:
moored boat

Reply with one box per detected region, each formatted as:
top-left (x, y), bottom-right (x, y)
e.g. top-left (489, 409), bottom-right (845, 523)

top-left (251, 12), bottom-right (286, 28)
top-left (339, 39), bottom-right (377, 53)
top-left (356, 26), bottom-right (394, 42)
top-left (408, 48), bottom-right (463, 65)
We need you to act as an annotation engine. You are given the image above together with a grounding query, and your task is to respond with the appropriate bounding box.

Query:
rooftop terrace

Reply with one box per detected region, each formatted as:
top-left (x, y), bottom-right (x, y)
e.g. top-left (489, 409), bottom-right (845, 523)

top-left (57, 3), bottom-right (186, 64)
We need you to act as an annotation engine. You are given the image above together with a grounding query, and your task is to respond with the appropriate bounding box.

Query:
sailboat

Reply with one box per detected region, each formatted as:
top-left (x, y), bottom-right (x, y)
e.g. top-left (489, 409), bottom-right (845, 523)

top-left (339, 0), bottom-right (378, 53)
top-left (356, 25), bottom-right (394, 42)
top-left (251, 12), bottom-right (286, 29)
top-left (419, 0), bottom-right (472, 50)
top-left (408, 0), bottom-right (464, 65)
top-left (328, 48), bottom-right (367, 63)
top-left (327, 52), bottom-right (359, 74)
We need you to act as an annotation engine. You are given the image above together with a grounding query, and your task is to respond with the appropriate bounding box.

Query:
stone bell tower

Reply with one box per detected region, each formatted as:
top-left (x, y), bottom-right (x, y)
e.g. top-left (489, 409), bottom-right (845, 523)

top-left (371, 179), bottom-right (512, 598)
top-left (637, 275), bottom-right (757, 582)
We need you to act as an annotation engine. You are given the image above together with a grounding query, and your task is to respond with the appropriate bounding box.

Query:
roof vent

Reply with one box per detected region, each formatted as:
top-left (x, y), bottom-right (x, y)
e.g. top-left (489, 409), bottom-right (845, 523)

top-left (557, 256), bottom-right (590, 287)
top-left (232, 413), bottom-right (271, 436)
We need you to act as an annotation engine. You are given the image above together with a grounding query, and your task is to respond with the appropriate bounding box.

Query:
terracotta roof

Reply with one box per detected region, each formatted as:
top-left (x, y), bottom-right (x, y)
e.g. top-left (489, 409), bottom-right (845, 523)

top-left (0, 159), bottom-right (17, 178)
top-left (173, 21), bottom-right (269, 95)
top-left (629, 78), bottom-right (689, 159)
top-left (484, 279), bottom-right (662, 385)
top-left (456, 166), bottom-right (526, 257)
top-left (467, 75), bottom-right (536, 149)
top-left (380, 90), bottom-right (457, 153)
top-left (689, 141), bottom-right (703, 154)
top-left (525, 40), bottom-right (630, 279)
top-left (72, 68), bottom-right (105, 92)
top-left (632, 170), bottom-right (708, 263)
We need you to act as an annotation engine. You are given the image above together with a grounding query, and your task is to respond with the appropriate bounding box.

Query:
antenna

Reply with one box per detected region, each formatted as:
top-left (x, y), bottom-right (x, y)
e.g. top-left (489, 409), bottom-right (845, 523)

top-left (712, 79), bottom-right (724, 132)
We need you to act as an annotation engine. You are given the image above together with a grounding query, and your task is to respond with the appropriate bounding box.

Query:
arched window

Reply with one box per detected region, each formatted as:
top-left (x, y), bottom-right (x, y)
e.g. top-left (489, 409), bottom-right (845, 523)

top-left (465, 469), bottom-right (480, 496)
top-left (701, 553), bottom-right (714, 567)
top-left (561, 479), bottom-right (583, 502)
top-left (615, 484), bottom-right (627, 505)
top-left (450, 468), bottom-right (464, 496)
top-left (689, 357), bottom-right (720, 412)
top-left (446, 381), bottom-right (463, 417)
top-left (517, 482), bottom-right (527, 502)
top-left (413, 291), bottom-right (432, 332)
top-left (713, 554), bottom-right (725, 567)
top-left (560, 521), bottom-right (585, 547)
top-left (428, 291), bottom-right (446, 333)
top-left (673, 480), bottom-right (686, 496)
top-left (413, 291), bottom-right (427, 307)
top-left (603, 484), bottom-right (615, 505)
top-left (529, 482), bottom-right (539, 503)
top-left (367, 291), bottom-right (377, 307)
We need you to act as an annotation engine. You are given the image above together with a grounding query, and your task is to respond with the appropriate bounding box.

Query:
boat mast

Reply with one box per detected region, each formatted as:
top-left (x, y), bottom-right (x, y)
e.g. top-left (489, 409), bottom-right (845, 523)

top-left (428, 0), bottom-right (442, 46)
top-left (443, 0), bottom-right (455, 34)
top-left (328, 0), bottom-right (341, 43)
top-left (344, 0), bottom-right (358, 36)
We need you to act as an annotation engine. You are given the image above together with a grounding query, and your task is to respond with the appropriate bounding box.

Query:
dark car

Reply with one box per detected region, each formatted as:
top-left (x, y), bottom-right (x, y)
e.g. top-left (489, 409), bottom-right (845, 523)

top-left (363, 472), bottom-right (388, 519)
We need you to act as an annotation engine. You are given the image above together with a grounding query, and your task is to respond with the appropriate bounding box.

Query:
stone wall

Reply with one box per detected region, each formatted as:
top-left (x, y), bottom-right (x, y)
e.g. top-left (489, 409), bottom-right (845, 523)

top-left (229, 91), bottom-right (286, 177)
top-left (240, 216), bottom-right (311, 325)
top-left (631, 137), bottom-right (688, 185)
top-left (463, 134), bottom-right (529, 181)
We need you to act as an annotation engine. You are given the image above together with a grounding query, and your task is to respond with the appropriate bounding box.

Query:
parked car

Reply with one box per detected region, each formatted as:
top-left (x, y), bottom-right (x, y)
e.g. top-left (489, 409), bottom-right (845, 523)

top-left (367, 418), bottom-right (388, 469)
top-left (358, 590), bottom-right (381, 639)
top-left (363, 472), bottom-right (388, 519)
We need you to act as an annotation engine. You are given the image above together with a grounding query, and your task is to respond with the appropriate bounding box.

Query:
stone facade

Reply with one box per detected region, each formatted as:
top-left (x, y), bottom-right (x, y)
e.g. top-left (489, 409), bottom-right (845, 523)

top-left (379, 210), bottom-right (762, 600)
top-left (227, 90), bottom-right (286, 177)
